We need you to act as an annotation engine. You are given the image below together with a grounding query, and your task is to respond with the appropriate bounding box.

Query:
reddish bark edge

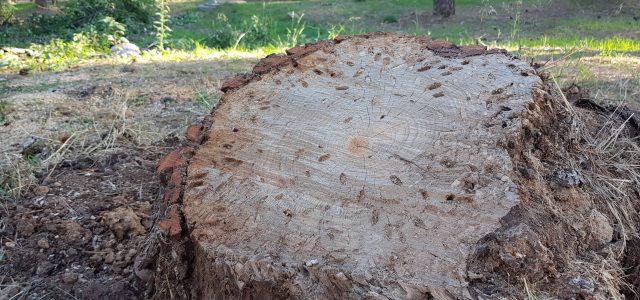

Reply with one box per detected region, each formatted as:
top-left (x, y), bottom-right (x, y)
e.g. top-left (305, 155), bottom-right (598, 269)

top-left (155, 32), bottom-right (510, 239)
top-left (155, 125), bottom-right (204, 238)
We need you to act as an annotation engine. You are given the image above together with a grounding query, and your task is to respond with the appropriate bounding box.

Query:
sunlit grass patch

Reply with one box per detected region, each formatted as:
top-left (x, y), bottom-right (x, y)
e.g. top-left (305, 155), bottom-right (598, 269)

top-left (0, 39), bottom-right (272, 73)
top-left (554, 16), bottom-right (640, 35)
top-left (13, 2), bottom-right (36, 13)
top-left (139, 45), bottom-right (275, 63)
top-left (502, 37), bottom-right (640, 57)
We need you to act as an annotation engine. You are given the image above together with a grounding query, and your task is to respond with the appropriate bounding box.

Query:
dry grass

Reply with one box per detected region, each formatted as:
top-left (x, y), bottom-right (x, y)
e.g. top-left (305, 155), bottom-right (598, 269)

top-left (545, 65), bottom-right (639, 240)
top-left (0, 95), bottom-right (132, 197)
top-left (0, 57), bottom-right (255, 198)
top-left (521, 276), bottom-right (548, 299)
top-left (580, 107), bottom-right (639, 244)
top-left (547, 56), bottom-right (640, 108)
top-left (543, 76), bottom-right (640, 297)
top-left (573, 251), bottom-right (632, 300)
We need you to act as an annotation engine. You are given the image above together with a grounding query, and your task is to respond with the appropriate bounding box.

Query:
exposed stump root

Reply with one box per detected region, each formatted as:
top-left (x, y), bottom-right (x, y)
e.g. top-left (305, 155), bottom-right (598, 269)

top-left (136, 33), bottom-right (640, 299)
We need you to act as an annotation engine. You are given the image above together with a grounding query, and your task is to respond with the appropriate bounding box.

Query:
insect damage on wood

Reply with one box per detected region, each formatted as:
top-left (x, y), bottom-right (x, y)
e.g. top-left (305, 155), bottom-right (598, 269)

top-left (149, 33), bottom-right (638, 300)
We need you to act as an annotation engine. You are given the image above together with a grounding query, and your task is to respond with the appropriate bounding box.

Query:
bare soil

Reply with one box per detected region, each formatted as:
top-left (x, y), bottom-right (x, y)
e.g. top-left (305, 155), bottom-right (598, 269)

top-left (0, 59), bottom-right (255, 299)
top-left (1, 143), bottom-right (170, 298)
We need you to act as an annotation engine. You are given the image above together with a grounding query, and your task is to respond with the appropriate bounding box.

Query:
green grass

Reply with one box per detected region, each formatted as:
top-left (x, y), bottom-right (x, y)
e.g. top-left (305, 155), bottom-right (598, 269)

top-left (194, 89), bottom-right (219, 111)
top-left (13, 2), bottom-right (36, 13)
top-left (160, 1), bottom-right (640, 54)
top-left (557, 16), bottom-right (640, 34)
top-left (159, 0), bottom-right (546, 48)
top-left (504, 37), bottom-right (640, 54)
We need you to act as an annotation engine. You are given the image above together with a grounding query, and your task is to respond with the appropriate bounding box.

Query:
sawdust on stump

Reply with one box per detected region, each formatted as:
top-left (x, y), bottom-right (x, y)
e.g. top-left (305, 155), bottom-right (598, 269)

top-left (141, 33), bottom-right (640, 299)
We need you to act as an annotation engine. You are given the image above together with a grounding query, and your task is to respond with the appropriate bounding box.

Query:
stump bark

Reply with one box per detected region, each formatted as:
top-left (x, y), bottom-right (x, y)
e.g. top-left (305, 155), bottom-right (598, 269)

top-left (147, 33), bottom-right (638, 299)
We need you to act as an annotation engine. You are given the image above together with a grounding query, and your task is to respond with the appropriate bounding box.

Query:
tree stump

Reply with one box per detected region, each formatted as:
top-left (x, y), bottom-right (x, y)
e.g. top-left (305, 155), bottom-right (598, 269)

top-left (152, 33), bottom-right (553, 298)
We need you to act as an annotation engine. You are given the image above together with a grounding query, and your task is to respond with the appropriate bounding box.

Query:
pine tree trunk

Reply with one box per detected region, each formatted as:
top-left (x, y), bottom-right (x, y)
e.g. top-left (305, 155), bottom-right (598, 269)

top-left (434, 0), bottom-right (455, 17)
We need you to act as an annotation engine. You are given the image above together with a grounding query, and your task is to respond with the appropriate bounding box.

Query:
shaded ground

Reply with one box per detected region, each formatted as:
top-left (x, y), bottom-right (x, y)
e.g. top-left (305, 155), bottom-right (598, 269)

top-left (553, 57), bottom-right (640, 108)
top-left (0, 58), bottom-right (255, 298)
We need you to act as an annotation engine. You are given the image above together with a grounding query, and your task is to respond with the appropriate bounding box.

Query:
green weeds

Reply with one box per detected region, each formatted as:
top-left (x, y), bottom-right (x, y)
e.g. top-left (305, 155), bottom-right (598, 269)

top-left (0, 100), bottom-right (11, 124)
top-left (195, 90), bottom-right (219, 111)
top-left (155, 0), bottom-right (172, 50)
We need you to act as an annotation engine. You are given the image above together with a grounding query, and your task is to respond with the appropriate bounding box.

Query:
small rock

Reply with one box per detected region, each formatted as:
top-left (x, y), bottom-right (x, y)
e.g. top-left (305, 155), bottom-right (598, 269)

top-left (335, 271), bottom-right (348, 282)
top-left (125, 249), bottom-right (137, 263)
top-left (110, 38), bottom-right (141, 57)
top-left (20, 137), bottom-right (46, 157)
top-left (305, 259), bottom-right (320, 267)
top-left (570, 276), bottom-right (595, 293)
top-left (61, 272), bottom-right (78, 284)
top-left (37, 238), bottom-right (50, 249)
top-left (115, 250), bottom-right (125, 262)
top-left (0, 285), bottom-right (21, 299)
top-left (16, 221), bottom-right (35, 237)
top-left (33, 186), bottom-right (50, 196)
top-left (586, 209), bottom-right (614, 246)
top-left (236, 280), bottom-right (245, 290)
top-left (36, 261), bottom-right (54, 275)
top-left (554, 169), bottom-right (586, 188)
top-left (104, 251), bottom-right (116, 264)
top-left (60, 221), bottom-right (90, 244)
top-left (102, 207), bottom-right (146, 240)
top-left (568, 86), bottom-right (580, 94)
top-left (90, 254), bottom-right (102, 263)
top-left (67, 248), bottom-right (78, 256)
top-left (4, 242), bottom-right (15, 248)
top-left (197, 0), bottom-right (224, 10)
top-left (43, 222), bottom-right (57, 232)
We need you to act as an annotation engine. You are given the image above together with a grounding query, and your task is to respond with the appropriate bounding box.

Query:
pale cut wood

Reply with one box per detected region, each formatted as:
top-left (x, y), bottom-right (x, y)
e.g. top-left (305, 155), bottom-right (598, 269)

top-left (179, 34), bottom-right (541, 299)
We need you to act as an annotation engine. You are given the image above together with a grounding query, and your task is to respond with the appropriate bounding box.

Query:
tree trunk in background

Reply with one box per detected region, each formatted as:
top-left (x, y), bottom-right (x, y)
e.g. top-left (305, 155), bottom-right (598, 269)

top-left (34, 0), bottom-right (48, 7)
top-left (434, 0), bottom-right (455, 17)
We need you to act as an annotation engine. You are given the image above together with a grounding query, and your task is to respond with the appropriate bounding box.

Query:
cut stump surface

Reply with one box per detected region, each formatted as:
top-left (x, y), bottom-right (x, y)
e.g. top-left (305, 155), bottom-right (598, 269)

top-left (161, 34), bottom-right (544, 298)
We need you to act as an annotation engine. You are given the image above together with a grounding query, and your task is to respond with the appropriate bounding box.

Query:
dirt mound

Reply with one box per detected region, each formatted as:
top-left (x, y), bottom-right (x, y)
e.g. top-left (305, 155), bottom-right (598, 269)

top-left (143, 33), bottom-right (640, 299)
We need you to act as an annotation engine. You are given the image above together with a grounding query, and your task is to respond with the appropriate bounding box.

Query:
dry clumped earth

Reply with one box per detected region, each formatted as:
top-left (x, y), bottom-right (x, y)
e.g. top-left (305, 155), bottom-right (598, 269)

top-left (0, 59), bottom-right (255, 298)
